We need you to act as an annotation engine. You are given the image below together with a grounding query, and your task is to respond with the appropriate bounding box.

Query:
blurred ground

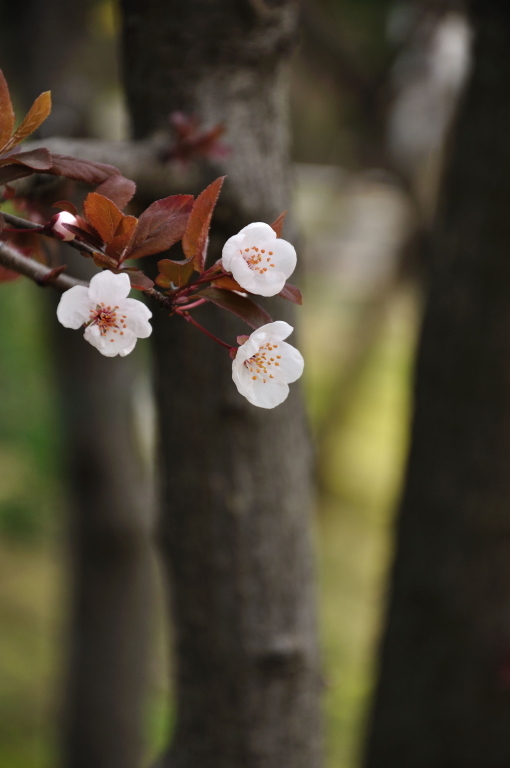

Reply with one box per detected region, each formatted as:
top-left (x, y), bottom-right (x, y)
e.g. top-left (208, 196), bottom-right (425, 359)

top-left (0, 167), bottom-right (418, 768)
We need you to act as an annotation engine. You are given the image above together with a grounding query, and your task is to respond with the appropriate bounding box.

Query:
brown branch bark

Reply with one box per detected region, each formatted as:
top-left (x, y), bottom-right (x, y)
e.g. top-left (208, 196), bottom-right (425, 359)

top-left (0, 239), bottom-right (84, 289)
top-left (0, 212), bottom-right (175, 311)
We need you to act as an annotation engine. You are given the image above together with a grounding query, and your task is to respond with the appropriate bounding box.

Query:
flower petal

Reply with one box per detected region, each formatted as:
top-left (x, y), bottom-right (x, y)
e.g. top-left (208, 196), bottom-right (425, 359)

top-left (276, 341), bottom-right (304, 383)
top-left (84, 324), bottom-right (138, 357)
top-left (250, 379), bottom-right (290, 408)
top-left (232, 361), bottom-right (289, 408)
top-left (238, 222), bottom-right (277, 240)
top-left (221, 233), bottom-right (244, 272)
top-left (266, 238), bottom-right (296, 279)
top-left (120, 298), bottom-right (153, 338)
top-left (235, 336), bottom-right (261, 365)
top-left (88, 270), bottom-right (131, 305)
top-left (253, 321), bottom-right (294, 342)
top-left (231, 266), bottom-right (286, 297)
top-left (229, 257), bottom-right (265, 293)
top-left (56, 285), bottom-right (92, 329)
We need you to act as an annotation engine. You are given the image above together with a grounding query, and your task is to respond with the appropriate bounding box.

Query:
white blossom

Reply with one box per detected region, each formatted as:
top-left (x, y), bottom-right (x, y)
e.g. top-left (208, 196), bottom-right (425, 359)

top-left (222, 222), bottom-right (296, 297)
top-left (232, 321), bottom-right (304, 408)
top-left (52, 211), bottom-right (78, 241)
top-left (57, 270), bottom-right (152, 357)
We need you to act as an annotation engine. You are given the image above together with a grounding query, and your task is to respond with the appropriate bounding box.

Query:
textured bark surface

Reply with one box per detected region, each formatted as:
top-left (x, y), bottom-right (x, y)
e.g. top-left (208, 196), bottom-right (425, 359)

top-left (364, 4), bottom-right (510, 767)
top-left (121, 2), bottom-right (322, 767)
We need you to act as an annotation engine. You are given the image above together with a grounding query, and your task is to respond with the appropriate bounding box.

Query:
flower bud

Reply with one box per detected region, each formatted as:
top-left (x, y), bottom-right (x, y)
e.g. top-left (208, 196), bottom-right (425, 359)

top-left (52, 211), bottom-right (78, 241)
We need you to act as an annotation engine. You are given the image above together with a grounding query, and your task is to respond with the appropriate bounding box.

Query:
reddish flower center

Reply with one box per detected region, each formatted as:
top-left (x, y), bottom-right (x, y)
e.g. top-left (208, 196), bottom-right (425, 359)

top-left (240, 246), bottom-right (276, 274)
top-left (89, 303), bottom-right (128, 337)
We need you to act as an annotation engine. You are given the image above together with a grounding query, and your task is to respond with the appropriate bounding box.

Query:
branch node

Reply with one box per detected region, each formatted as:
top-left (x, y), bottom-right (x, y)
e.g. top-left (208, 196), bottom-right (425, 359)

top-left (35, 264), bottom-right (68, 287)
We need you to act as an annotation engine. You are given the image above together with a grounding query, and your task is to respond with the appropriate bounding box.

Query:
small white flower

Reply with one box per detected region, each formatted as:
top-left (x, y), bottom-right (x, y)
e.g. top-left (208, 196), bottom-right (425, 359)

top-left (222, 222), bottom-right (297, 297)
top-left (52, 211), bottom-right (78, 241)
top-left (232, 321), bottom-right (304, 408)
top-left (57, 270), bottom-right (152, 357)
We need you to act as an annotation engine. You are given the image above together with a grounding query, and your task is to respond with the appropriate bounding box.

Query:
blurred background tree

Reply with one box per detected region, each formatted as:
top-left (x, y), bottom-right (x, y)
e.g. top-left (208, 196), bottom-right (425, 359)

top-left (364, 2), bottom-right (510, 766)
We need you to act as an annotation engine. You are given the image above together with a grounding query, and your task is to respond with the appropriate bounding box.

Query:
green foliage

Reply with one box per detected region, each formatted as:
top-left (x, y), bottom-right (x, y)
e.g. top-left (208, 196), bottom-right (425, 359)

top-left (0, 281), bottom-right (61, 542)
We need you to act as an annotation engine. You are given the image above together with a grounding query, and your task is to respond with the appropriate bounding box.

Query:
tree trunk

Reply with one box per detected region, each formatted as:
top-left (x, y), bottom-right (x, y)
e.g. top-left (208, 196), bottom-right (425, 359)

top-left (120, 2), bottom-right (322, 767)
top-left (364, 4), bottom-right (510, 766)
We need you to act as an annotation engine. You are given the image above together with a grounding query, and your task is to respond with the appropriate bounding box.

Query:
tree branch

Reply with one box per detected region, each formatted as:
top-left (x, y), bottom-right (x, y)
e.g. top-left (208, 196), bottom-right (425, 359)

top-left (2, 211), bottom-right (100, 259)
top-left (0, 212), bottom-right (175, 308)
top-left (0, 239), bottom-right (85, 290)
top-left (14, 137), bottom-right (202, 200)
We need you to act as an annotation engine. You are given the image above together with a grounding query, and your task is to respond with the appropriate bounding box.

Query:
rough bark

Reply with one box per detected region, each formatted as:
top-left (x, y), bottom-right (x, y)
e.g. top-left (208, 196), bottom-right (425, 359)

top-left (120, 2), bottom-right (322, 767)
top-left (364, 4), bottom-right (510, 767)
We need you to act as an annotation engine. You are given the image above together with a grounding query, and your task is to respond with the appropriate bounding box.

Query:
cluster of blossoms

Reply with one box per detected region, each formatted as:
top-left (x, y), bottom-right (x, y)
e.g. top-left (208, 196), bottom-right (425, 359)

top-left (56, 221), bottom-right (303, 409)
top-left (0, 73), bottom-right (304, 409)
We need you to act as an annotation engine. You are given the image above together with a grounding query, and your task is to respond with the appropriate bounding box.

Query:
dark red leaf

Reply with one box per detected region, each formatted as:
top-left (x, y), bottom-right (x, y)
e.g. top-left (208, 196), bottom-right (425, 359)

top-left (156, 257), bottom-right (195, 289)
top-left (278, 283), bottom-right (302, 305)
top-left (83, 192), bottom-right (124, 244)
top-left (47, 154), bottom-right (121, 185)
top-left (270, 211), bottom-right (287, 238)
top-left (106, 216), bottom-right (138, 261)
top-left (169, 112), bottom-right (199, 140)
top-left (0, 148), bottom-right (52, 170)
top-left (53, 200), bottom-right (78, 215)
top-left (127, 194), bottom-right (193, 261)
top-left (63, 224), bottom-right (104, 250)
top-left (75, 215), bottom-right (103, 244)
top-left (116, 267), bottom-right (154, 291)
top-left (166, 118), bottom-right (229, 164)
top-left (182, 176), bottom-right (225, 272)
top-left (2, 91), bottom-right (51, 152)
top-left (95, 175), bottom-right (136, 209)
top-left (0, 71), bottom-right (15, 151)
top-left (212, 275), bottom-right (243, 291)
top-left (0, 165), bottom-right (34, 185)
top-left (92, 252), bottom-right (119, 269)
top-left (197, 287), bottom-right (272, 330)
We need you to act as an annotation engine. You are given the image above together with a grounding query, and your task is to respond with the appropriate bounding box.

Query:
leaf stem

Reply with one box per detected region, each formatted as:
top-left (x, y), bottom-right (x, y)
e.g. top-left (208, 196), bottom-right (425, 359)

top-left (171, 266), bottom-right (226, 298)
top-left (178, 310), bottom-right (233, 350)
top-left (177, 297), bottom-right (207, 311)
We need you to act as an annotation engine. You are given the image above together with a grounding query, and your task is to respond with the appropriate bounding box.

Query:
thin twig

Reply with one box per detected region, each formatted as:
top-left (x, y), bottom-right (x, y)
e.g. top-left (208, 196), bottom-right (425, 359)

top-left (0, 240), bottom-right (86, 290)
top-left (179, 310), bottom-right (233, 350)
top-left (1, 211), bottom-right (176, 307)
top-left (2, 211), bottom-right (98, 258)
